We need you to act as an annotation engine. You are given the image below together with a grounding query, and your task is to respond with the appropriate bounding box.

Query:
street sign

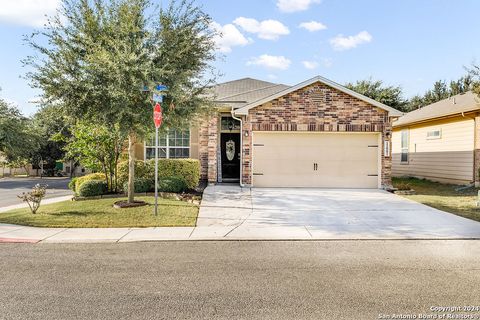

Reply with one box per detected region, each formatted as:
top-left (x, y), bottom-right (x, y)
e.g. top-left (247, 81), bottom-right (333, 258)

top-left (152, 93), bottom-right (163, 103)
top-left (155, 84), bottom-right (168, 91)
top-left (153, 103), bottom-right (162, 128)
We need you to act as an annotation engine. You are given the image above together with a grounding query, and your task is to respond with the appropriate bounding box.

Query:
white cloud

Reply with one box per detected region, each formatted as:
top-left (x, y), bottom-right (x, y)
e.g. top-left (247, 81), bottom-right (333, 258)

top-left (247, 54), bottom-right (291, 70)
top-left (277, 0), bottom-right (321, 13)
top-left (211, 22), bottom-right (251, 53)
top-left (233, 17), bottom-right (290, 40)
top-left (299, 21), bottom-right (327, 32)
top-left (330, 31), bottom-right (372, 51)
top-left (302, 61), bottom-right (319, 70)
top-left (0, 0), bottom-right (60, 27)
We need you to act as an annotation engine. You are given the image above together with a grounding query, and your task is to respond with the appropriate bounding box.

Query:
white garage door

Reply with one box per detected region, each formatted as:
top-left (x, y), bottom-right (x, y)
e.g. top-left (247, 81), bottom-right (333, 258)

top-left (252, 132), bottom-right (380, 188)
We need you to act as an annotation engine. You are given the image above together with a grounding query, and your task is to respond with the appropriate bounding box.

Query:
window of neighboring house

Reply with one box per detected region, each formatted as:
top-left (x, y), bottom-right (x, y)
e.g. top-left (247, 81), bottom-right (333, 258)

top-left (145, 129), bottom-right (190, 160)
top-left (426, 129), bottom-right (441, 139)
top-left (401, 129), bottom-right (409, 163)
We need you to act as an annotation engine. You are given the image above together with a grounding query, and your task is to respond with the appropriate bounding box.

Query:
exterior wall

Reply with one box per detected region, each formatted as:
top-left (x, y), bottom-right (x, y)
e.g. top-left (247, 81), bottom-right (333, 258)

top-left (241, 82), bottom-right (392, 187)
top-left (392, 116), bottom-right (475, 184)
top-left (198, 115), bottom-right (218, 183)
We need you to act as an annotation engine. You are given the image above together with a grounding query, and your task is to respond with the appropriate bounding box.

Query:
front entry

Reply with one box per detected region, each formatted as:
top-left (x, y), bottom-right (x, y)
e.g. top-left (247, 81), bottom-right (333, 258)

top-left (221, 133), bottom-right (241, 182)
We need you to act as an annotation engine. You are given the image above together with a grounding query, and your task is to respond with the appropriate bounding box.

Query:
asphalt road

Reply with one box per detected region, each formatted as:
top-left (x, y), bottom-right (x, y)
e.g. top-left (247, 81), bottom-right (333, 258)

top-left (0, 177), bottom-right (72, 207)
top-left (1, 240), bottom-right (479, 320)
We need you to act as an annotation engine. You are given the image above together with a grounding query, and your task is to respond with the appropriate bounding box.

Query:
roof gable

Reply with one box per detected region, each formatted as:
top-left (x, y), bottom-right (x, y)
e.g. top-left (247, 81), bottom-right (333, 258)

top-left (393, 91), bottom-right (480, 127)
top-left (233, 75), bottom-right (403, 116)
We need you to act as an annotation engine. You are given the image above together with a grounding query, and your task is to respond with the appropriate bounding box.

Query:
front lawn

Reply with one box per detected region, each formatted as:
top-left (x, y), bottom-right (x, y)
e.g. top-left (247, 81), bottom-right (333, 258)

top-left (392, 177), bottom-right (480, 222)
top-left (0, 197), bottom-right (198, 228)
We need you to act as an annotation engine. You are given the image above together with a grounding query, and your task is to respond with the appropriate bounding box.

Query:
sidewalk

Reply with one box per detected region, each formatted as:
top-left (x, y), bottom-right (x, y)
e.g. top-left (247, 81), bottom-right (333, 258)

top-left (2, 222), bottom-right (480, 243)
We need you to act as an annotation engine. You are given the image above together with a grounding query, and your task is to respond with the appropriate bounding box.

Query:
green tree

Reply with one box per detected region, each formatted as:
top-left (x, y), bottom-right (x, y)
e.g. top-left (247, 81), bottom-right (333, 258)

top-left (0, 93), bottom-right (39, 164)
top-left (345, 78), bottom-right (408, 112)
top-left (31, 104), bottom-right (72, 176)
top-left (65, 122), bottom-right (125, 192)
top-left (24, 0), bottom-right (218, 203)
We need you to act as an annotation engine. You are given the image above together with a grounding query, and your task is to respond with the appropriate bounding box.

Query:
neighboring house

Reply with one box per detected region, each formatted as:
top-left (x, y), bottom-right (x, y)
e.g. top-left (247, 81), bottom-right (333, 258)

top-left (392, 91), bottom-right (480, 185)
top-left (135, 76), bottom-right (402, 188)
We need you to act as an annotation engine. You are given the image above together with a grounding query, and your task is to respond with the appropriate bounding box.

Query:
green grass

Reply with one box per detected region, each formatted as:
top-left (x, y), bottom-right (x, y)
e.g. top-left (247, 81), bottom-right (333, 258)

top-left (0, 197), bottom-right (198, 228)
top-left (392, 177), bottom-right (480, 222)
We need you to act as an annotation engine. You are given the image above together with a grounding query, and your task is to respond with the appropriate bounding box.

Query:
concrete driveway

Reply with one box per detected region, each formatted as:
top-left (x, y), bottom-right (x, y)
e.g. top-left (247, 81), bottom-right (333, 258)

top-left (197, 185), bottom-right (480, 239)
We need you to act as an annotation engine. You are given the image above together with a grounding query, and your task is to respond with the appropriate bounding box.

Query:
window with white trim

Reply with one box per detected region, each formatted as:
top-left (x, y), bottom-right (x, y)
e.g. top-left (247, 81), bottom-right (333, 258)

top-left (401, 129), bottom-right (409, 163)
top-left (145, 129), bottom-right (190, 159)
top-left (426, 129), bottom-right (441, 139)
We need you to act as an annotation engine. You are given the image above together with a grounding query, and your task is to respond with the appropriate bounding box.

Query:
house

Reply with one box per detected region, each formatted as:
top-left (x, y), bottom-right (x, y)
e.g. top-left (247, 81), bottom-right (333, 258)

top-left (392, 91), bottom-right (480, 185)
top-left (135, 76), bottom-right (403, 188)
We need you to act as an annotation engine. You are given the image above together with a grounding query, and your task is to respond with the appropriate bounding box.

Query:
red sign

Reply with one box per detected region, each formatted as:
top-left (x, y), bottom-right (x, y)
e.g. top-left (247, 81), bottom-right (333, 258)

top-left (154, 103), bottom-right (162, 128)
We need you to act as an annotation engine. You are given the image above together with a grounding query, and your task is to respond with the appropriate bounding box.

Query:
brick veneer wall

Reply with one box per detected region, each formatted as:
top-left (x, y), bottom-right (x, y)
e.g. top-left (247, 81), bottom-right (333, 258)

top-left (241, 82), bottom-right (393, 187)
top-left (198, 115), bottom-right (218, 183)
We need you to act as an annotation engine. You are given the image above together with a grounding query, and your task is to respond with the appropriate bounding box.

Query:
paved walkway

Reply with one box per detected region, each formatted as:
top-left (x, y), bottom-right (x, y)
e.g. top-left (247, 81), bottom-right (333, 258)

top-left (1, 186), bottom-right (480, 243)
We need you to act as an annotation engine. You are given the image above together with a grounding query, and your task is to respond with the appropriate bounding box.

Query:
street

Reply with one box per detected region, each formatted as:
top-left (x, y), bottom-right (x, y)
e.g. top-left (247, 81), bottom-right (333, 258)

top-left (1, 240), bottom-right (479, 320)
top-left (0, 177), bottom-right (72, 207)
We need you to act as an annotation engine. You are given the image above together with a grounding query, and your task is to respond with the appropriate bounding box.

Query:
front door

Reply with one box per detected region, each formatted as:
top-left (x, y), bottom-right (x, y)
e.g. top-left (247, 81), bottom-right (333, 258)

top-left (221, 133), bottom-right (240, 181)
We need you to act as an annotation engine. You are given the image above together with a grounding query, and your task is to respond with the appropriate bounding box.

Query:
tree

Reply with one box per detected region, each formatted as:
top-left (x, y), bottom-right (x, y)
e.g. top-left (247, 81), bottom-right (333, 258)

top-left (25, 0), bottom-right (218, 203)
top-left (0, 95), bottom-right (29, 159)
top-left (31, 104), bottom-right (71, 176)
top-left (65, 122), bottom-right (126, 192)
top-left (345, 78), bottom-right (408, 112)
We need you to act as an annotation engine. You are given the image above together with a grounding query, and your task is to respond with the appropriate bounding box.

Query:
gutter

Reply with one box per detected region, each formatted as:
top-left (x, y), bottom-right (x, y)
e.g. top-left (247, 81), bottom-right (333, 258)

top-left (231, 107), bottom-right (245, 187)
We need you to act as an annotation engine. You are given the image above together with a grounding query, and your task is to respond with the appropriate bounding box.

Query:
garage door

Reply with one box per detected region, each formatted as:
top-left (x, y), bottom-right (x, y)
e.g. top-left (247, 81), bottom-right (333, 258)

top-left (252, 132), bottom-right (380, 188)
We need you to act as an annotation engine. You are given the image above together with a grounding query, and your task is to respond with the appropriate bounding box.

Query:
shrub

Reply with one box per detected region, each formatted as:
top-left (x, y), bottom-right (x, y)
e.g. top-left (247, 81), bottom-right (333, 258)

top-left (157, 176), bottom-right (187, 193)
top-left (117, 160), bottom-right (153, 191)
top-left (75, 173), bottom-right (106, 192)
top-left (17, 184), bottom-right (47, 214)
top-left (77, 180), bottom-right (107, 197)
top-left (68, 177), bottom-right (78, 192)
top-left (117, 159), bottom-right (200, 191)
top-left (122, 177), bottom-right (153, 193)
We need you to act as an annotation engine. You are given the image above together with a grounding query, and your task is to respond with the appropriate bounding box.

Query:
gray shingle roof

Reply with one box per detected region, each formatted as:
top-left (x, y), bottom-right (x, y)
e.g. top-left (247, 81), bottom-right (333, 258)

top-left (393, 91), bottom-right (480, 127)
top-left (211, 78), bottom-right (289, 109)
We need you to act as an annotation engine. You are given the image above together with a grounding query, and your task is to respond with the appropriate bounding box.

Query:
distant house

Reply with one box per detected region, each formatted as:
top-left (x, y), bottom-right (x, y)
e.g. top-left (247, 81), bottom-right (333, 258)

top-left (392, 91), bottom-right (480, 185)
top-left (135, 76), bottom-right (402, 188)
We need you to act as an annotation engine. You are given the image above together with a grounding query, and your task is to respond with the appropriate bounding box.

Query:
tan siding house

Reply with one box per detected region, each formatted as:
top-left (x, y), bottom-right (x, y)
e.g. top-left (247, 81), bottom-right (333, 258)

top-left (392, 91), bottom-right (480, 185)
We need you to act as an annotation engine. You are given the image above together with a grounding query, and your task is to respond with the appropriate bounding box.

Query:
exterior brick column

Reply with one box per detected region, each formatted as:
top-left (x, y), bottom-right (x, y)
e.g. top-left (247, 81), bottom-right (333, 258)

top-left (242, 115), bottom-right (252, 186)
top-left (381, 119), bottom-right (393, 188)
top-left (206, 116), bottom-right (218, 184)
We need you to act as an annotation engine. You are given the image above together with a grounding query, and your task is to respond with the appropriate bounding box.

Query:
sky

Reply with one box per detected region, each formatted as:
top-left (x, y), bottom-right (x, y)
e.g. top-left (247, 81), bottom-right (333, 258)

top-left (0, 0), bottom-right (479, 116)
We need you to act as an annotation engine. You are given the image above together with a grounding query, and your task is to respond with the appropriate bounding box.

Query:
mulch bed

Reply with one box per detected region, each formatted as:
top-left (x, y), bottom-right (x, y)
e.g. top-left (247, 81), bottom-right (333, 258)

top-left (113, 200), bottom-right (148, 209)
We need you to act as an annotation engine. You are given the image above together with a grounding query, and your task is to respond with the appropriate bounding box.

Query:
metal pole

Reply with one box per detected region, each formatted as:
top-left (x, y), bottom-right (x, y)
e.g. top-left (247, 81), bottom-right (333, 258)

top-left (154, 126), bottom-right (159, 216)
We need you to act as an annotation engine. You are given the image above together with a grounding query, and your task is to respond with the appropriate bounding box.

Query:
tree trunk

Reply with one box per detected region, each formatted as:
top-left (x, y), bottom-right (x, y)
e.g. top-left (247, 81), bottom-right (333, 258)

top-left (127, 132), bottom-right (136, 203)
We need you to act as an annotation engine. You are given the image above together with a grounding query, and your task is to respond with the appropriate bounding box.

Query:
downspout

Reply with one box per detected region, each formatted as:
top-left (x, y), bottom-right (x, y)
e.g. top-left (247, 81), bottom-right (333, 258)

top-left (231, 107), bottom-right (245, 187)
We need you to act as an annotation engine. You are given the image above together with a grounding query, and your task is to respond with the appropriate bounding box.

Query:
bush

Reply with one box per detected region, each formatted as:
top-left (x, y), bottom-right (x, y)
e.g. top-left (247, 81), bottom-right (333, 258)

top-left (75, 173), bottom-right (106, 192)
top-left (68, 177), bottom-right (78, 192)
top-left (117, 159), bottom-right (200, 191)
top-left (395, 182), bottom-right (412, 191)
top-left (122, 177), bottom-right (153, 193)
top-left (77, 180), bottom-right (107, 197)
top-left (156, 176), bottom-right (187, 193)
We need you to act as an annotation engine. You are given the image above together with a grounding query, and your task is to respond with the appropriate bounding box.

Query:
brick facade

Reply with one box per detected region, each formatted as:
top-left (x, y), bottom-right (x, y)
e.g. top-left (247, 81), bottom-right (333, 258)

top-left (198, 115), bottom-right (218, 183)
top-left (198, 81), bottom-right (394, 188)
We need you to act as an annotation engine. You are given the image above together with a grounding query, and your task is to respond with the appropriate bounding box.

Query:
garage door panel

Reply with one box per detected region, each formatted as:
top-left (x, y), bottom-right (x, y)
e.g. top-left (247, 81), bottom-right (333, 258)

top-left (252, 132), bottom-right (379, 188)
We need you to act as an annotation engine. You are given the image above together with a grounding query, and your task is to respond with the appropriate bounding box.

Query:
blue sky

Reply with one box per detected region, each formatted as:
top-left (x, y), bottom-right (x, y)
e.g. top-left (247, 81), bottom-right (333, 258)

top-left (1, 0), bottom-right (479, 115)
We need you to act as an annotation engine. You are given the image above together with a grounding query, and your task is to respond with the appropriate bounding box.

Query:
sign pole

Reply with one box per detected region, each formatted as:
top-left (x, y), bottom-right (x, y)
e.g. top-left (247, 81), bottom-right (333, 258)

top-left (154, 125), bottom-right (159, 216)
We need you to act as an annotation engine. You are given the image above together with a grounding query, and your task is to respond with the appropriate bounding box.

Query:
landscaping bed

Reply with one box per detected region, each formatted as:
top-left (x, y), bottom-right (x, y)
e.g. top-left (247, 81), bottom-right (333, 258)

top-left (0, 196), bottom-right (198, 228)
top-left (392, 177), bottom-right (480, 222)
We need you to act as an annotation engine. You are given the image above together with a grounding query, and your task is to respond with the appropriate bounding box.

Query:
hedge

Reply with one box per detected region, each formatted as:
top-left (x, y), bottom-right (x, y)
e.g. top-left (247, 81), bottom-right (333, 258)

top-left (122, 177), bottom-right (152, 193)
top-left (77, 180), bottom-right (107, 197)
top-left (117, 159), bottom-right (200, 190)
top-left (157, 176), bottom-right (187, 193)
top-left (74, 173), bottom-right (106, 193)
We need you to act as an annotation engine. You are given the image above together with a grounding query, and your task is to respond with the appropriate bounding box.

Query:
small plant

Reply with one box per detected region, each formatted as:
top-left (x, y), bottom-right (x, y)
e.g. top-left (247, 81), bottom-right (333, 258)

top-left (18, 184), bottom-right (47, 214)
